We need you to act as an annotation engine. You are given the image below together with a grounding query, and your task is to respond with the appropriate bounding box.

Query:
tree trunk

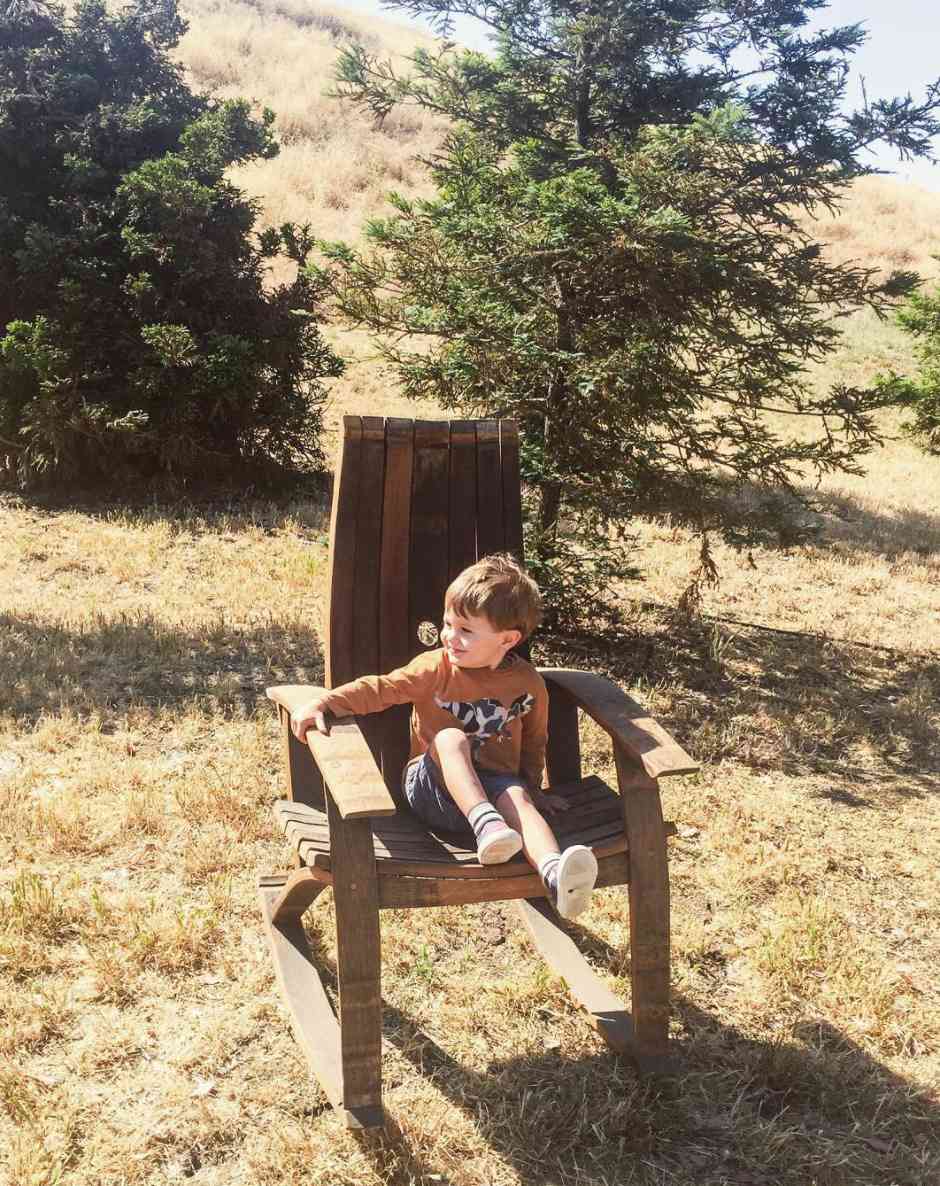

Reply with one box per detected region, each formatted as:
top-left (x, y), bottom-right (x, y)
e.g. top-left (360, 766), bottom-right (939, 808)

top-left (535, 272), bottom-right (577, 545)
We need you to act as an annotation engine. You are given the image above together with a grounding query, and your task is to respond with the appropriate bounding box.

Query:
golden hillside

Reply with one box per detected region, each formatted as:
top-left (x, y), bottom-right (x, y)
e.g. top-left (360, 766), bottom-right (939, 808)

top-left (178, 0), bottom-right (445, 243)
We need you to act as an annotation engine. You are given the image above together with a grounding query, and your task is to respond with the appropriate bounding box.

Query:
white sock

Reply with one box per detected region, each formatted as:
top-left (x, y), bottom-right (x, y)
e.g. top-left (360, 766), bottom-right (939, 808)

top-left (538, 851), bottom-right (562, 892)
top-left (467, 801), bottom-right (504, 838)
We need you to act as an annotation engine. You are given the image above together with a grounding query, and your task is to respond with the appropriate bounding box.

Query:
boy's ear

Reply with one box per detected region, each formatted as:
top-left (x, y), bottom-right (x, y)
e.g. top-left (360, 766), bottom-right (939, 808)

top-left (503, 628), bottom-right (523, 650)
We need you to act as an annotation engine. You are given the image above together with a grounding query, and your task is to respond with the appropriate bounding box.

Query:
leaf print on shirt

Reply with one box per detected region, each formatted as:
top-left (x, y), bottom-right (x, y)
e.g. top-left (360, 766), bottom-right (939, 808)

top-left (435, 692), bottom-right (535, 742)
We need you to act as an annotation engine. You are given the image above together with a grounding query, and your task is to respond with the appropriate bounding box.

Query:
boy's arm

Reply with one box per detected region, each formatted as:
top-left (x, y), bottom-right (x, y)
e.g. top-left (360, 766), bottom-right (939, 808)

top-left (290, 652), bottom-right (437, 740)
top-left (519, 677), bottom-right (549, 794)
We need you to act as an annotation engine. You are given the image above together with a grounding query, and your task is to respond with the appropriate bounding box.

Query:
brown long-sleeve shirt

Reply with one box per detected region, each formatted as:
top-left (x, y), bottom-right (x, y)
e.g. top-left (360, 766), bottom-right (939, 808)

top-left (323, 649), bottom-right (549, 792)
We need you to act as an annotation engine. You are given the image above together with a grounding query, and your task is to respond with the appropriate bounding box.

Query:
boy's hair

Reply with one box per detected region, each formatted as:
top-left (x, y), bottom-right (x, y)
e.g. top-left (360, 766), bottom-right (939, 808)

top-left (445, 552), bottom-right (542, 640)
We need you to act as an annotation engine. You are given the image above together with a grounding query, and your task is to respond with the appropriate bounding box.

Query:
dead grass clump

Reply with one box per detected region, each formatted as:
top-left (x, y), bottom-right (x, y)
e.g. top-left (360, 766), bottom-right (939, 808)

top-left (0, 870), bottom-right (82, 980)
top-left (0, 983), bottom-right (71, 1057)
top-left (35, 788), bottom-right (116, 855)
top-left (82, 885), bottom-right (230, 983)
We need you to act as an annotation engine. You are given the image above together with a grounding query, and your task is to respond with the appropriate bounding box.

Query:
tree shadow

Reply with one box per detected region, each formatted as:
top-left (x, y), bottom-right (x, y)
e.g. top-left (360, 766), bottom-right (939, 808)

top-left (801, 484), bottom-right (940, 563)
top-left (538, 620), bottom-right (940, 798)
top-left (2, 487), bottom-right (332, 541)
top-left (0, 610), bottom-right (324, 723)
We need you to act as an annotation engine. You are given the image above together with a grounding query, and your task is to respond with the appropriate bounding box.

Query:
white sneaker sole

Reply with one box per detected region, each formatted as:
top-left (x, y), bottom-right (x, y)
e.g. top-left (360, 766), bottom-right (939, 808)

top-left (555, 845), bottom-right (598, 919)
top-left (477, 827), bottom-right (523, 865)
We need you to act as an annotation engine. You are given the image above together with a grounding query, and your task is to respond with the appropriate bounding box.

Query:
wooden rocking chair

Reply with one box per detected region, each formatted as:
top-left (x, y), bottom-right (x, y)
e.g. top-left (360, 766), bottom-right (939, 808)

top-left (260, 417), bottom-right (698, 1130)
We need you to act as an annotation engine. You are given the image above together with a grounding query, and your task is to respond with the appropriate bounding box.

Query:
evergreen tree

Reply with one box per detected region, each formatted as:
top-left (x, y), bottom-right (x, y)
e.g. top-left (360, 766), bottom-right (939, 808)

top-left (318, 0), bottom-right (940, 621)
top-left (0, 0), bottom-right (341, 486)
top-left (877, 278), bottom-right (940, 453)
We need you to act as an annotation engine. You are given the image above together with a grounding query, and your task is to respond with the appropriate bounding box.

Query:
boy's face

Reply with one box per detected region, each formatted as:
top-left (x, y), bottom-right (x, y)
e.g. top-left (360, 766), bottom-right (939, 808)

top-left (441, 605), bottom-right (522, 670)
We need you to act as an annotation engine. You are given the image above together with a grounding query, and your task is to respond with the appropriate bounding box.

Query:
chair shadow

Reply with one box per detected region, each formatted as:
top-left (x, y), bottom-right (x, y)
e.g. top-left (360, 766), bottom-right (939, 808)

top-left (299, 906), bottom-right (938, 1186)
top-left (0, 610), bottom-right (324, 723)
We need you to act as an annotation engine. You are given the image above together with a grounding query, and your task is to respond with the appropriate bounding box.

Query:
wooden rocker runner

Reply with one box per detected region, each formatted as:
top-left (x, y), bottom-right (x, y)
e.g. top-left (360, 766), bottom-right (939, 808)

top-left (260, 417), bottom-right (698, 1130)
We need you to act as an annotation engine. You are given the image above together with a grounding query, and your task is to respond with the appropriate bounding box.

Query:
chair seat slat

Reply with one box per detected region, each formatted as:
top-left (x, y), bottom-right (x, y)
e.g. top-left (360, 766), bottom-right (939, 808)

top-left (275, 775), bottom-right (635, 881)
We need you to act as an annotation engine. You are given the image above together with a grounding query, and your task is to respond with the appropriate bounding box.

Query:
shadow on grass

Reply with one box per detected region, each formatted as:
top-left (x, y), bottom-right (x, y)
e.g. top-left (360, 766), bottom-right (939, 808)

top-left (372, 1004), bottom-right (937, 1186)
top-left (291, 910), bottom-right (938, 1186)
top-left (804, 485), bottom-right (940, 562)
top-left (537, 618), bottom-right (940, 798)
top-left (0, 611), bottom-right (324, 723)
top-left (1, 487), bottom-right (332, 542)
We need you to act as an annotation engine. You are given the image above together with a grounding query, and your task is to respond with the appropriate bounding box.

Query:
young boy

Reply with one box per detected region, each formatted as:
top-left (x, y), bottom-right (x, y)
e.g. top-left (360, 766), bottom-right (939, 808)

top-left (290, 553), bottom-right (598, 920)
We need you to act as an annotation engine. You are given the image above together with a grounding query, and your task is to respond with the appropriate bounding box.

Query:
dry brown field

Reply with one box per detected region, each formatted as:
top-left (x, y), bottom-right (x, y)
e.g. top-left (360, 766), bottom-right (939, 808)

top-left (2, 3), bottom-right (939, 1183)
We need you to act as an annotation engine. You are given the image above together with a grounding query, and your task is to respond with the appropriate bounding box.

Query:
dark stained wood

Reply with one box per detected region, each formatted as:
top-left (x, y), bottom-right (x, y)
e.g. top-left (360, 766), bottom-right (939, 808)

top-left (352, 416), bottom-right (387, 770)
top-left (515, 897), bottom-right (634, 1052)
top-left (541, 668), bottom-right (699, 779)
top-left (448, 421), bottom-right (479, 581)
top-left (615, 747), bottom-right (672, 1069)
top-left (274, 775), bottom-right (631, 877)
top-left (377, 418), bottom-right (415, 799)
top-left (262, 417), bottom-right (690, 1125)
top-left (327, 417), bottom-right (362, 689)
top-left (544, 678), bottom-right (581, 786)
top-left (377, 852), bottom-right (630, 909)
top-left (500, 420), bottom-right (524, 562)
top-left (279, 706), bottom-right (325, 812)
top-left (410, 421), bottom-right (450, 654)
top-left (475, 419), bottom-right (504, 557)
top-left (266, 687), bottom-right (396, 819)
top-left (289, 820), bottom-right (628, 869)
top-left (328, 794), bottom-right (385, 1125)
top-left (270, 865), bottom-right (332, 924)
top-left (353, 415), bottom-right (386, 679)
top-left (379, 418), bottom-right (415, 673)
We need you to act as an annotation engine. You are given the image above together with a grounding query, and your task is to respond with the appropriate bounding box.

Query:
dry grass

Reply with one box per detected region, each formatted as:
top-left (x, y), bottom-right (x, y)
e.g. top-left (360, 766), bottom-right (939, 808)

top-left (1, 476), bottom-right (938, 1185)
top-left (2, 2), bottom-right (939, 1183)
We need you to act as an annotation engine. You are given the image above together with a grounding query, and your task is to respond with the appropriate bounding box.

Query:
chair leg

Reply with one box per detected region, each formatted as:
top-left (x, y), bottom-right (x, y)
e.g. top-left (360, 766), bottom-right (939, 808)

top-left (615, 747), bottom-right (674, 1073)
top-left (329, 806), bottom-right (385, 1129)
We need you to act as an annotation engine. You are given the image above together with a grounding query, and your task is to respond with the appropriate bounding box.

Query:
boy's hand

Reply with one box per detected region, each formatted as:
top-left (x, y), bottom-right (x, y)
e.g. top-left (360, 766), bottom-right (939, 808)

top-left (290, 698), bottom-right (332, 740)
top-left (540, 793), bottom-right (570, 815)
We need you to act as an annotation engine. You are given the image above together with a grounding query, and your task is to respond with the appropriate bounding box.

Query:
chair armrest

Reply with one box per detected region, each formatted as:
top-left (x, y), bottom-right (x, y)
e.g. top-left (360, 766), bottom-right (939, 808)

top-left (266, 685), bottom-right (397, 820)
top-left (538, 669), bottom-right (698, 780)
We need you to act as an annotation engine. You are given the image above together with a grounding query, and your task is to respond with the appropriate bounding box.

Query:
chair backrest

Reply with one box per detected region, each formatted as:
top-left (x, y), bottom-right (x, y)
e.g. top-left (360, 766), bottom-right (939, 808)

top-left (326, 417), bottom-right (525, 800)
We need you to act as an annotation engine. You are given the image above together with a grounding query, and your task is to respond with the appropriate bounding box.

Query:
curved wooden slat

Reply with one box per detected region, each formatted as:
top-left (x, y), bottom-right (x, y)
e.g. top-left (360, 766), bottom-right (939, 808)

top-left (259, 875), bottom-right (385, 1129)
top-left (476, 419), bottom-right (504, 556)
top-left (514, 897), bottom-right (634, 1052)
top-left (499, 420), bottom-right (524, 562)
top-left (377, 852), bottom-right (630, 909)
top-left (540, 669), bottom-right (699, 779)
top-left (327, 417), bottom-right (361, 688)
top-left (449, 421), bottom-right (478, 581)
top-left (353, 416), bottom-right (387, 772)
top-left (377, 418), bottom-right (415, 797)
top-left (410, 421), bottom-right (450, 652)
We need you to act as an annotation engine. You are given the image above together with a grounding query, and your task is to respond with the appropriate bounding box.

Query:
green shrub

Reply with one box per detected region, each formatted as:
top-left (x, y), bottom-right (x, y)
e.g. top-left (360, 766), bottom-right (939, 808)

top-left (0, 0), bottom-right (341, 487)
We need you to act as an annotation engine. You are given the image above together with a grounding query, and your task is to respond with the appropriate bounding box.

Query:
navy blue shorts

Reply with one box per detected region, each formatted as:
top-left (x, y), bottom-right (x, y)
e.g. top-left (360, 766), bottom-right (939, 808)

top-left (403, 752), bottom-right (523, 835)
